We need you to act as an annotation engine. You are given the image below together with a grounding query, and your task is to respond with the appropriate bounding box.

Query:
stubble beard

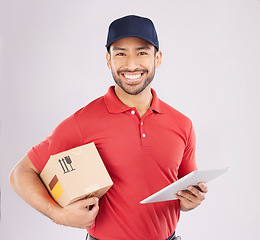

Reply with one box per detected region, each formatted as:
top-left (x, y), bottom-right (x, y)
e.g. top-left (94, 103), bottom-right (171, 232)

top-left (111, 65), bottom-right (156, 96)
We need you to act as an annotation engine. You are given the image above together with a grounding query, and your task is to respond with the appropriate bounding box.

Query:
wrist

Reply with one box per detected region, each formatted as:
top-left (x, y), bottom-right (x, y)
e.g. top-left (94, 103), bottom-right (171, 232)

top-left (47, 201), bottom-right (64, 225)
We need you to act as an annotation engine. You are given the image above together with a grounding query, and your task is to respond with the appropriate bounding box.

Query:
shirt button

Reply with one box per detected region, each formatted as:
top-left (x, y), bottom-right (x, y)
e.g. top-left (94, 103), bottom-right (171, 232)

top-left (141, 122), bottom-right (144, 126)
top-left (131, 110), bottom-right (135, 115)
top-left (142, 133), bottom-right (146, 138)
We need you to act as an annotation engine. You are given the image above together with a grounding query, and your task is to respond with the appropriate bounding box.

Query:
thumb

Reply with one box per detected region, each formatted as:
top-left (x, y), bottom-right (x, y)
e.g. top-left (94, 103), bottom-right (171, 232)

top-left (80, 197), bottom-right (99, 207)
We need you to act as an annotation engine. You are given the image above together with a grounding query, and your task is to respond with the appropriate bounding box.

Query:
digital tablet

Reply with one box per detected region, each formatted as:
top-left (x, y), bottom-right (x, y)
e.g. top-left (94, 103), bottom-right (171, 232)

top-left (140, 167), bottom-right (230, 204)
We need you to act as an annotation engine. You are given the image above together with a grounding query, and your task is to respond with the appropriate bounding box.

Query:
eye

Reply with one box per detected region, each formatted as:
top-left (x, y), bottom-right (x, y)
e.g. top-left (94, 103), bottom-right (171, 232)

top-left (138, 52), bottom-right (148, 56)
top-left (116, 52), bottom-right (126, 56)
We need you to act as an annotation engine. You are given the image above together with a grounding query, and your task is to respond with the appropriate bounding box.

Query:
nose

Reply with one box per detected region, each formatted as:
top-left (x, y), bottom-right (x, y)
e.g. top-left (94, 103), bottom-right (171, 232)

top-left (125, 55), bottom-right (139, 71)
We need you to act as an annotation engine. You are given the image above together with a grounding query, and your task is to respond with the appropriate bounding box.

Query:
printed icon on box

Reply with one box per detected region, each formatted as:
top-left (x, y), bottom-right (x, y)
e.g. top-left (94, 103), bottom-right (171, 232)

top-left (58, 155), bottom-right (76, 174)
top-left (49, 175), bottom-right (63, 201)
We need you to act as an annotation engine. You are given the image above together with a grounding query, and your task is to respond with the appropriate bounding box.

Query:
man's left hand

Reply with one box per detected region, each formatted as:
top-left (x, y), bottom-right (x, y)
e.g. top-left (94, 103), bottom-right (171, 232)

top-left (174, 182), bottom-right (208, 211)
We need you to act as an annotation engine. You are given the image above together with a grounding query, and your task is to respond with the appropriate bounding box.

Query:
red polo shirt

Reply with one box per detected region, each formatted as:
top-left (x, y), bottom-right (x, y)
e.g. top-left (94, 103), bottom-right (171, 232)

top-left (28, 86), bottom-right (197, 240)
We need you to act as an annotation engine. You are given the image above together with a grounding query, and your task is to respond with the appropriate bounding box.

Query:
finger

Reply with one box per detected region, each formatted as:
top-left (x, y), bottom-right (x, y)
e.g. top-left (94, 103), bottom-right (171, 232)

top-left (174, 193), bottom-right (198, 206)
top-left (176, 190), bottom-right (201, 204)
top-left (87, 203), bottom-right (99, 215)
top-left (187, 186), bottom-right (206, 201)
top-left (80, 197), bottom-right (99, 208)
top-left (198, 182), bottom-right (208, 193)
top-left (175, 193), bottom-right (188, 202)
top-left (87, 200), bottom-right (99, 217)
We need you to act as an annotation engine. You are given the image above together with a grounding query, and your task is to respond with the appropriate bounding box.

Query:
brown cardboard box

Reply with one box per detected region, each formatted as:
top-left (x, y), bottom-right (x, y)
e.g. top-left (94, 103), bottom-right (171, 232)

top-left (40, 142), bottom-right (113, 207)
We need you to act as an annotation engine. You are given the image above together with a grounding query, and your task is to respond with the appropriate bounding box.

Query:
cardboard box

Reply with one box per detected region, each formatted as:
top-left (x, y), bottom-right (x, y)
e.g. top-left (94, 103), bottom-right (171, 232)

top-left (40, 142), bottom-right (113, 207)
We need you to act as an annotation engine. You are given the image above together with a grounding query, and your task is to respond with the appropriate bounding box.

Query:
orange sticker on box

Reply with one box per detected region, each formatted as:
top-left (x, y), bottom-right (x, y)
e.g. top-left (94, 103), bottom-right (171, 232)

top-left (49, 175), bottom-right (63, 201)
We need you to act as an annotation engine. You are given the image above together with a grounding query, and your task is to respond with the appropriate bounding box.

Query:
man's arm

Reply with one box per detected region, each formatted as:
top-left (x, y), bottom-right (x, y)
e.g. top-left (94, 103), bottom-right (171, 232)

top-left (175, 182), bottom-right (208, 211)
top-left (9, 154), bottom-right (99, 229)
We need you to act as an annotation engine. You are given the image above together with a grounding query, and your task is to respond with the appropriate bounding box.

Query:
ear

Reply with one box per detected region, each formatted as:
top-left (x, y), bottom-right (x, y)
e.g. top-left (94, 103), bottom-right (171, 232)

top-left (155, 50), bottom-right (162, 68)
top-left (106, 52), bottom-right (112, 69)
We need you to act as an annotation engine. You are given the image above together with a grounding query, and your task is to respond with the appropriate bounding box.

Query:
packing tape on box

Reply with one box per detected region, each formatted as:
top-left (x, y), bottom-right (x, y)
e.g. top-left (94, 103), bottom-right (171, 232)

top-left (84, 183), bottom-right (100, 196)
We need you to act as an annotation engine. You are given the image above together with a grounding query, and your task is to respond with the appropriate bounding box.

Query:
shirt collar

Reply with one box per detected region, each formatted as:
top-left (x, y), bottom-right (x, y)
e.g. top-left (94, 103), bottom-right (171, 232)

top-left (104, 86), bottom-right (165, 114)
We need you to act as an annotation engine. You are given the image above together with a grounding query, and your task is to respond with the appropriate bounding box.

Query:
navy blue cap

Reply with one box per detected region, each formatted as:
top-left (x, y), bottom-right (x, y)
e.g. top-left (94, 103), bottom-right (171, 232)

top-left (106, 15), bottom-right (159, 51)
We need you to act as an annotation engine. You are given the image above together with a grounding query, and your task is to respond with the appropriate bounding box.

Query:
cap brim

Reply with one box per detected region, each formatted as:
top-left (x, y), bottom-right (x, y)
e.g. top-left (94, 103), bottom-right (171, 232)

top-left (106, 34), bottom-right (158, 50)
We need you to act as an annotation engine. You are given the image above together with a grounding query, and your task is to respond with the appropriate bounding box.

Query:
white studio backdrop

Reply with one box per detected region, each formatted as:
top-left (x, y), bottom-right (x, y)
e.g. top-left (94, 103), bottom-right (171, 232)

top-left (1, 0), bottom-right (260, 239)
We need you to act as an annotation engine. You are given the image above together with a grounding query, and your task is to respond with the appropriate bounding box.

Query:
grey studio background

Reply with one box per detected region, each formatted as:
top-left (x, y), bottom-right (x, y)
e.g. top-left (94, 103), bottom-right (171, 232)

top-left (1, 0), bottom-right (260, 239)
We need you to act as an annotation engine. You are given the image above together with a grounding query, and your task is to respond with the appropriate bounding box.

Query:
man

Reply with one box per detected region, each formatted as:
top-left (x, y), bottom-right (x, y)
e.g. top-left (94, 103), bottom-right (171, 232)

top-left (9, 15), bottom-right (208, 240)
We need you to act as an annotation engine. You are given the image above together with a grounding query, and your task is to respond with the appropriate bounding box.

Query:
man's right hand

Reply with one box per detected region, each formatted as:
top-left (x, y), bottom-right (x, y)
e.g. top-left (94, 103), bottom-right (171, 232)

top-left (9, 155), bottom-right (99, 230)
top-left (54, 197), bottom-right (99, 229)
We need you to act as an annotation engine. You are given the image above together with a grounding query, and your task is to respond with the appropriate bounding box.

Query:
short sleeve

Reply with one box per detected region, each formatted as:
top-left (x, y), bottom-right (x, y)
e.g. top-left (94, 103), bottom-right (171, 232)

top-left (177, 121), bottom-right (197, 179)
top-left (27, 114), bottom-right (83, 172)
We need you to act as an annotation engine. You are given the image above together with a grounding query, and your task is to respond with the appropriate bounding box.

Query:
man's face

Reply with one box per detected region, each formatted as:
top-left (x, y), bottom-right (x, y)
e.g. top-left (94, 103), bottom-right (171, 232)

top-left (106, 37), bottom-right (162, 95)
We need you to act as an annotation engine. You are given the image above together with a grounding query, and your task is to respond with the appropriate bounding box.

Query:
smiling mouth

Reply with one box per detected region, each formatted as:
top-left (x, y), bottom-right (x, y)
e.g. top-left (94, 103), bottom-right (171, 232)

top-left (123, 73), bottom-right (142, 80)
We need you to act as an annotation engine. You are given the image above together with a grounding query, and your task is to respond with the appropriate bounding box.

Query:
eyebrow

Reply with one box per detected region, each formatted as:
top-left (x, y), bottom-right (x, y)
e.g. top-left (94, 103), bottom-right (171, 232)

top-left (112, 46), bottom-right (152, 51)
top-left (136, 46), bottom-right (151, 51)
top-left (112, 47), bottom-right (127, 51)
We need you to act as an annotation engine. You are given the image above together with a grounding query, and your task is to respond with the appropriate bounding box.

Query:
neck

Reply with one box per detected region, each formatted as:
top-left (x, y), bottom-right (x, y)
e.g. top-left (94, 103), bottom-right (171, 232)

top-left (114, 85), bottom-right (153, 118)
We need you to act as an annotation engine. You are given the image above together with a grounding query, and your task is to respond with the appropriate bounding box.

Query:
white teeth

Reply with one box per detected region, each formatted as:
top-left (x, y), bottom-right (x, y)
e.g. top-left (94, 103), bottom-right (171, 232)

top-left (124, 74), bottom-right (141, 80)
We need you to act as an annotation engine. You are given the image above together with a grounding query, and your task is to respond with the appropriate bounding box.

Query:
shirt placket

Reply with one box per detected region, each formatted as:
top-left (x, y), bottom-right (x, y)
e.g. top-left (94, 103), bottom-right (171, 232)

top-left (129, 108), bottom-right (151, 147)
